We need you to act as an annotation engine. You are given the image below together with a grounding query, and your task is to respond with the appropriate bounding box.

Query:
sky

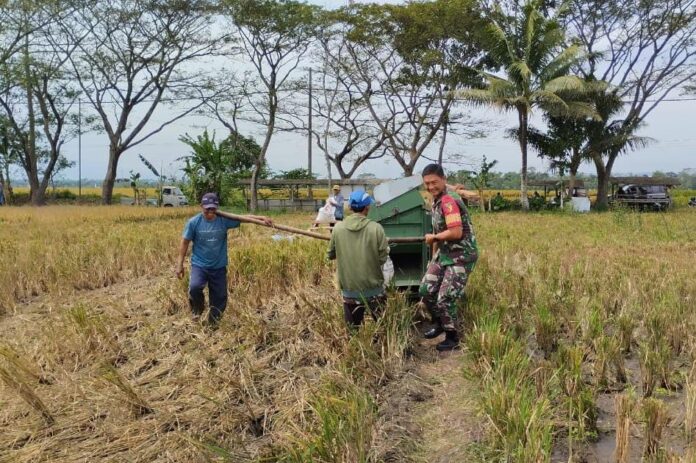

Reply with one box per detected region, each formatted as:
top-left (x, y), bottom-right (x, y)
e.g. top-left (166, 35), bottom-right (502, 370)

top-left (8, 0), bottom-right (696, 185)
top-left (42, 96), bottom-right (696, 185)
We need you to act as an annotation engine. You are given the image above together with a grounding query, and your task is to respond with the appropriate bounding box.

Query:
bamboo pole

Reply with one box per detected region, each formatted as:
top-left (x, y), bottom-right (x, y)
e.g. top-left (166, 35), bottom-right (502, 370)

top-left (215, 210), bottom-right (424, 244)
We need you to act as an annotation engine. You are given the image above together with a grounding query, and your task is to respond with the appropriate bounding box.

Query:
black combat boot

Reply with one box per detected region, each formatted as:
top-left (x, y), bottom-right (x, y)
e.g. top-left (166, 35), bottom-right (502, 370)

top-left (424, 325), bottom-right (445, 339)
top-left (436, 330), bottom-right (460, 351)
top-left (423, 314), bottom-right (444, 339)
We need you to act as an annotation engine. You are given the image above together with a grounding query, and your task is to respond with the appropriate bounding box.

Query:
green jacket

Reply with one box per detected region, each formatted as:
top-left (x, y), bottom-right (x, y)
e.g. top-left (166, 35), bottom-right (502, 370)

top-left (327, 213), bottom-right (389, 298)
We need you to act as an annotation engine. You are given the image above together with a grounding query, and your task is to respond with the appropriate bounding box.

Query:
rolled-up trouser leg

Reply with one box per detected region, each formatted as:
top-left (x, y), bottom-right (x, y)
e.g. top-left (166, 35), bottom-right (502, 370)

top-left (207, 267), bottom-right (228, 323)
top-left (188, 265), bottom-right (207, 316)
top-left (419, 260), bottom-right (446, 324)
top-left (435, 263), bottom-right (471, 331)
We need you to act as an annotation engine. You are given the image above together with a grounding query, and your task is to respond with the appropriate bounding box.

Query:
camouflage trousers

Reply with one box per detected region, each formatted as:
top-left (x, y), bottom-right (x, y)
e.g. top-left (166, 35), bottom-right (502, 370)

top-left (418, 260), bottom-right (475, 331)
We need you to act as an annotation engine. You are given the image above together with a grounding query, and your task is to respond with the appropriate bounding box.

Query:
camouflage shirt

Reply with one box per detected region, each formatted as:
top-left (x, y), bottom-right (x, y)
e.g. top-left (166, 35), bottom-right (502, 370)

top-left (431, 191), bottom-right (478, 265)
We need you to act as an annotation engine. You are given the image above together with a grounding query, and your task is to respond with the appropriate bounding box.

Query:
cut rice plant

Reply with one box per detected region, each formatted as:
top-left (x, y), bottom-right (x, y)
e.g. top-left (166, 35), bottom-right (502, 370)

top-left (475, 337), bottom-right (553, 462)
top-left (66, 304), bottom-right (117, 354)
top-left (639, 343), bottom-right (659, 399)
top-left (0, 344), bottom-right (49, 385)
top-left (0, 361), bottom-right (54, 426)
top-left (641, 398), bottom-right (669, 459)
top-left (639, 335), bottom-right (673, 398)
top-left (580, 305), bottom-right (604, 349)
top-left (617, 311), bottom-right (636, 354)
top-left (615, 390), bottom-right (636, 463)
top-left (593, 335), bottom-right (611, 390)
top-left (534, 305), bottom-right (558, 356)
top-left (556, 345), bottom-right (598, 442)
top-left (665, 311), bottom-right (689, 356)
top-left (534, 359), bottom-right (554, 399)
top-left (287, 376), bottom-right (377, 463)
top-left (373, 292), bottom-right (416, 369)
top-left (609, 337), bottom-right (628, 385)
top-left (180, 434), bottom-right (252, 462)
top-left (465, 311), bottom-right (513, 375)
top-left (686, 367), bottom-right (696, 443)
top-left (100, 363), bottom-right (153, 417)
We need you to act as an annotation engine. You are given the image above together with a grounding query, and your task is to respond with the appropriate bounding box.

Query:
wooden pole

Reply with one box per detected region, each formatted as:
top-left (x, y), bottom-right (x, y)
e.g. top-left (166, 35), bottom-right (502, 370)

top-left (215, 210), bottom-right (424, 244)
top-left (307, 68), bottom-right (313, 200)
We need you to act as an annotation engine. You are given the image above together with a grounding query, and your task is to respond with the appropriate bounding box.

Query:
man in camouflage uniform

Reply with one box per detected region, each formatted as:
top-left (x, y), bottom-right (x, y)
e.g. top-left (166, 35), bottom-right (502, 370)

top-left (419, 164), bottom-right (478, 351)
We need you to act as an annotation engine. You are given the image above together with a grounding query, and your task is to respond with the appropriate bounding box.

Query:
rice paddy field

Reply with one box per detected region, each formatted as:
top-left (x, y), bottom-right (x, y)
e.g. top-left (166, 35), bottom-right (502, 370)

top-left (0, 205), bottom-right (695, 462)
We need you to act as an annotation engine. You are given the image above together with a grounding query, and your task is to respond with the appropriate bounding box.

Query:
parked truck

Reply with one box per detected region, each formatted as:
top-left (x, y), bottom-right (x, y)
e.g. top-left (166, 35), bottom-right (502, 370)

top-left (160, 186), bottom-right (188, 207)
top-left (120, 186), bottom-right (189, 207)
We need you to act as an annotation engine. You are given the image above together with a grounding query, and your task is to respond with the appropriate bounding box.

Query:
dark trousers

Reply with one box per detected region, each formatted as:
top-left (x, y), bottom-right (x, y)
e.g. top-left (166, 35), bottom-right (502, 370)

top-left (343, 294), bottom-right (386, 328)
top-left (189, 265), bottom-right (228, 323)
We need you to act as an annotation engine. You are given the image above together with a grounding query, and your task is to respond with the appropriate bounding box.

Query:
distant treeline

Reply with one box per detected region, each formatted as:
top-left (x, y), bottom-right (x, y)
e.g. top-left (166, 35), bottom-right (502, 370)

top-left (43, 167), bottom-right (696, 192)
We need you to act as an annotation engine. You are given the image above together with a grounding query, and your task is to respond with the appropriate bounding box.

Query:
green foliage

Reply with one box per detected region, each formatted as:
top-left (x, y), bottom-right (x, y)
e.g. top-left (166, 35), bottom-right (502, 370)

top-left (488, 192), bottom-right (520, 211)
top-left (180, 130), bottom-right (266, 205)
top-left (52, 189), bottom-right (77, 200)
top-left (138, 154), bottom-right (160, 178)
top-left (273, 168), bottom-right (315, 180)
top-left (326, 0), bottom-right (489, 175)
top-left (128, 171), bottom-right (141, 203)
top-left (225, 0), bottom-right (319, 39)
top-left (461, 0), bottom-right (596, 209)
top-left (387, 0), bottom-right (487, 89)
top-left (528, 193), bottom-right (547, 211)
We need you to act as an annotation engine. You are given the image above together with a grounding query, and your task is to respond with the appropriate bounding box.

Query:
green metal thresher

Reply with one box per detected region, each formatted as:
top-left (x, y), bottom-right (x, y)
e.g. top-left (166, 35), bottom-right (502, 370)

top-left (367, 177), bottom-right (431, 289)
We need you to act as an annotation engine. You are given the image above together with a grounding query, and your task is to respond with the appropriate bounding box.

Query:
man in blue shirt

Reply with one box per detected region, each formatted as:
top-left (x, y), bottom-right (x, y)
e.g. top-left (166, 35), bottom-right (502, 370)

top-left (175, 192), bottom-right (273, 326)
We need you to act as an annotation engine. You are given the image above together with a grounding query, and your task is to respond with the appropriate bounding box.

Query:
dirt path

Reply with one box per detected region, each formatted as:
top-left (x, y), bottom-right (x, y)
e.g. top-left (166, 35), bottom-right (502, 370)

top-left (377, 334), bottom-right (484, 462)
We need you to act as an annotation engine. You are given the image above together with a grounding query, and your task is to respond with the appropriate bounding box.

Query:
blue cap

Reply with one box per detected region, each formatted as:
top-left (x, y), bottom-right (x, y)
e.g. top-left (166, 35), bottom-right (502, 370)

top-left (349, 190), bottom-right (374, 209)
top-left (201, 193), bottom-right (219, 209)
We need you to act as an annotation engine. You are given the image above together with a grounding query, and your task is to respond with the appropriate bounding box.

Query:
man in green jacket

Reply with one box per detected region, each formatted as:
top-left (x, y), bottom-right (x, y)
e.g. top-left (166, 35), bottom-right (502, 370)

top-left (327, 190), bottom-right (389, 328)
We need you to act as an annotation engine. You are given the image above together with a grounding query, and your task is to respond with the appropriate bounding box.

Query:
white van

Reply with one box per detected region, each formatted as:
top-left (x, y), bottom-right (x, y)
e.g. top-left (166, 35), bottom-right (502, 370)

top-left (161, 186), bottom-right (188, 207)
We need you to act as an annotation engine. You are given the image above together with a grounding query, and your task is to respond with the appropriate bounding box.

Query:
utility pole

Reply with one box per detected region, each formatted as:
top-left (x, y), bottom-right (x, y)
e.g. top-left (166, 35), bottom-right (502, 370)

top-left (307, 68), bottom-right (313, 200)
top-left (78, 98), bottom-right (82, 199)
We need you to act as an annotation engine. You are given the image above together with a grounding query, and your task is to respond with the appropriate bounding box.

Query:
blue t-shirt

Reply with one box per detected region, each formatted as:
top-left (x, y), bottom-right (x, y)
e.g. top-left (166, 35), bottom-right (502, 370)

top-left (182, 213), bottom-right (240, 269)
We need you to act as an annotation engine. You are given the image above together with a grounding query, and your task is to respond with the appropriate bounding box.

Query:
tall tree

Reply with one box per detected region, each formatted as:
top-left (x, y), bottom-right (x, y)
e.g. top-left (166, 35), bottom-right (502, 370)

top-left (0, 0), bottom-right (54, 67)
top-left (528, 83), bottom-right (652, 197)
top-left (567, 0), bottom-right (696, 209)
top-left (525, 89), bottom-right (594, 194)
top-left (221, 0), bottom-right (319, 211)
top-left (0, 2), bottom-right (80, 205)
top-left (303, 20), bottom-right (387, 180)
top-left (0, 115), bottom-right (22, 203)
top-left (333, 0), bottom-right (487, 177)
top-left (52, 0), bottom-right (218, 204)
top-left (463, 0), bottom-right (595, 210)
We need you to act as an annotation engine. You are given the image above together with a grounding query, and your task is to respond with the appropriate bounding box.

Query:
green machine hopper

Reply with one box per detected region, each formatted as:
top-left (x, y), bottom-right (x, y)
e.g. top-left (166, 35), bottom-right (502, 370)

top-left (367, 176), bottom-right (432, 289)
